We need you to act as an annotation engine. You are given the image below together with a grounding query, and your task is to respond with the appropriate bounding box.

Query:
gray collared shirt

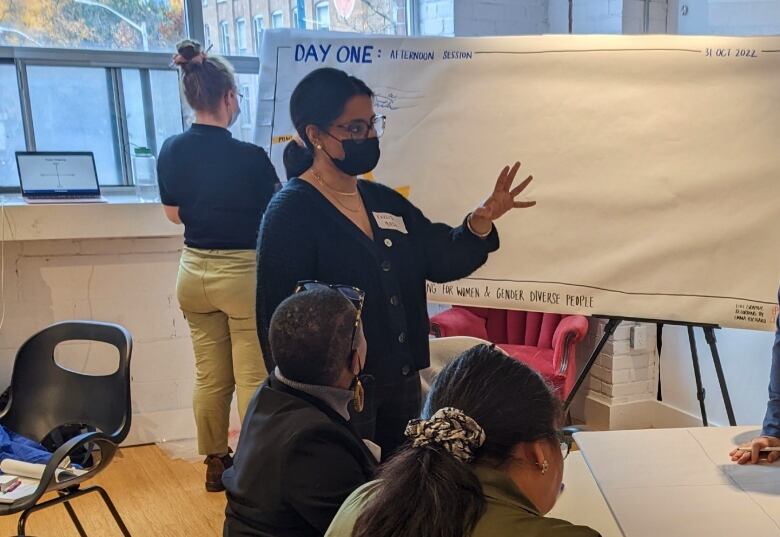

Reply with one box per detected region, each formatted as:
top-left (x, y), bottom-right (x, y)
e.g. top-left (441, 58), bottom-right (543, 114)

top-left (274, 367), bottom-right (354, 421)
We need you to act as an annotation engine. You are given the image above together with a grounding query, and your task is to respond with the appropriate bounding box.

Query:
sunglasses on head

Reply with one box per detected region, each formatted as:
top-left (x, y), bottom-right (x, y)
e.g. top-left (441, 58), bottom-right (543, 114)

top-left (294, 280), bottom-right (366, 352)
top-left (294, 280), bottom-right (365, 310)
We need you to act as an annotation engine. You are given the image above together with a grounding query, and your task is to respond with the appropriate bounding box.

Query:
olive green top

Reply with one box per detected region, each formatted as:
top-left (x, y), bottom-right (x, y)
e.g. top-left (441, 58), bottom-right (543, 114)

top-left (325, 465), bottom-right (602, 537)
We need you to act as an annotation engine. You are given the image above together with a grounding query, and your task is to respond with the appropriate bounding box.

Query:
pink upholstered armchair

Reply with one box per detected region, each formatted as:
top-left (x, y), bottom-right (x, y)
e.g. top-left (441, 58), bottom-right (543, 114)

top-left (430, 306), bottom-right (589, 399)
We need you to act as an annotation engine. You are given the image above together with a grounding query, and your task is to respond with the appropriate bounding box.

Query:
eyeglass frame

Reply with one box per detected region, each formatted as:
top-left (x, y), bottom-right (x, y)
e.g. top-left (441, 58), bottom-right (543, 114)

top-left (293, 280), bottom-right (366, 354)
top-left (330, 114), bottom-right (386, 141)
top-left (557, 430), bottom-right (573, 460)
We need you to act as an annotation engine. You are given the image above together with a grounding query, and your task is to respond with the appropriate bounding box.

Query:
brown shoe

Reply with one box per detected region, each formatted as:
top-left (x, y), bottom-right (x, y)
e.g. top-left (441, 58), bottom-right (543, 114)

top-left (204, 452), bottom-right (233, 492)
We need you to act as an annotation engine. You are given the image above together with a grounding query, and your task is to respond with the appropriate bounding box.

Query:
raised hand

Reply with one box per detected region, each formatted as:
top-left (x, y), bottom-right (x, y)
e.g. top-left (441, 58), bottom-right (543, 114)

top-left (469, 161), bottom-right (536, 236)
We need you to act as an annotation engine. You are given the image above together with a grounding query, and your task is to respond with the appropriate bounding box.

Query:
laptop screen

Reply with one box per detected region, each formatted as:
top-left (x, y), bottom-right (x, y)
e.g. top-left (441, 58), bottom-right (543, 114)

top-left (16, 152), bottom-right (100, 195)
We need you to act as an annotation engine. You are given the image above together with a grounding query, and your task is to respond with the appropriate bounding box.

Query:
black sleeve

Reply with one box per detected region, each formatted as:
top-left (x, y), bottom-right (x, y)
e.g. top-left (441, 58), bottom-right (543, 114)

top-left (252, 146), bottom-right (282, 205)
top-left (399, 191), bottom-right (500, 283)
top-left (156, 138), bottom-right (177, 206)
top-left (256, 192), bottom-right (318, 371)
top-left (283, 428), bottom-right (371, 535)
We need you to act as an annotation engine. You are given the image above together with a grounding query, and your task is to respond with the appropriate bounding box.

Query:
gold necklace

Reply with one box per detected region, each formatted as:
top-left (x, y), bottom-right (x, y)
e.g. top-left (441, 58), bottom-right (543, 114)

top-left (312, 171), bottom-right (362, 213)
top-left (313, 170), bottom-right (359, 196)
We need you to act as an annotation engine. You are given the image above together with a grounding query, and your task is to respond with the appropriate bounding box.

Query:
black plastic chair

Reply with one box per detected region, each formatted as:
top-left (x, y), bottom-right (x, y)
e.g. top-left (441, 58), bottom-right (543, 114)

top-left (0, 321), bottom-right (133, 537)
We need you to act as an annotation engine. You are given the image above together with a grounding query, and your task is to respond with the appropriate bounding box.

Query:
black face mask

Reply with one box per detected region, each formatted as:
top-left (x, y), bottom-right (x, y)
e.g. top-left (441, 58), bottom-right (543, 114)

top-left (324, 134), bottom-right (381, 177)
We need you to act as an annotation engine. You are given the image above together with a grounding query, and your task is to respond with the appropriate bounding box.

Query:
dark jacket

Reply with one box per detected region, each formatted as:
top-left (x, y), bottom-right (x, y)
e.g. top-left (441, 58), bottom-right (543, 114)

top-left (223, 374), bottom-right (377, 537)
top-left (256, 178), bottom-right (499, 385)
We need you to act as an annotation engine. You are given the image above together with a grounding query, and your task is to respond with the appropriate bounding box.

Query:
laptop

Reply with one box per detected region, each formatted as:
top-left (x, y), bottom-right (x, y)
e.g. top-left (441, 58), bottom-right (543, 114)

top-left (16, 151), bottom-right (107, 204)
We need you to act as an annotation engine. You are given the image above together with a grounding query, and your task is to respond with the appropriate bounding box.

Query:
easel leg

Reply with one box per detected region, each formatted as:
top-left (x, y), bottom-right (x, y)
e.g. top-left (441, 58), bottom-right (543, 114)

top-left (704, 327), bottom-right (737, 426)
top-left (687, 326), bottom-right (708, 426)
top-left (564, 318), bottom-right (621, 412)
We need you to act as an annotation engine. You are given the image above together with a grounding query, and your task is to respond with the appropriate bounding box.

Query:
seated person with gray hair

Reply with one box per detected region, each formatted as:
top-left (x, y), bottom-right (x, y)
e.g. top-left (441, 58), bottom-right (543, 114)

top-left (223, 282), bottom-right (377, 537)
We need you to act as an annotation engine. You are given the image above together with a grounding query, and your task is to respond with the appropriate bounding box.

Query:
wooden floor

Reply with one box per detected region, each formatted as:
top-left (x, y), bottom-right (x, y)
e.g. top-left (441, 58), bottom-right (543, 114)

top-left (0, 445), bottom-right (226, 537)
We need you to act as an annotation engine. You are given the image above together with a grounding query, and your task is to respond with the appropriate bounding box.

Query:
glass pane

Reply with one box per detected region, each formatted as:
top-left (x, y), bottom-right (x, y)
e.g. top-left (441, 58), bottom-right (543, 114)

top-left (0, 64), bottom-right (26, 188)
top-left (674, 0), bottom-right (780, 35)
top-left (122, 69), bottom-right (183, 159)
top-left (28, 65), bottom-right (122, 185)
top-left (150, 70), bottom-right (185, 146)
top-left (0, 0), bottom-right (185, 52)
top-left (229, 73), bottom-right (258, 143)
top-left (122, 69), bottom-right (148, 151)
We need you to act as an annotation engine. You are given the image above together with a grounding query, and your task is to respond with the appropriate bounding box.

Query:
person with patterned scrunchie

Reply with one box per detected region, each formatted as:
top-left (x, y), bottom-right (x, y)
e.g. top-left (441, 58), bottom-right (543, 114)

top-left (325, 344), bottom-right (601, 537)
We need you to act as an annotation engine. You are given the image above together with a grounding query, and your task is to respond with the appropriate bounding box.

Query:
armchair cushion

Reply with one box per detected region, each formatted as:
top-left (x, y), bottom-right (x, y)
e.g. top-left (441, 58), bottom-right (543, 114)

top-left (429, 308), bottom-right (489, 340)
top-left (498, 344), bottom-right (565, 395)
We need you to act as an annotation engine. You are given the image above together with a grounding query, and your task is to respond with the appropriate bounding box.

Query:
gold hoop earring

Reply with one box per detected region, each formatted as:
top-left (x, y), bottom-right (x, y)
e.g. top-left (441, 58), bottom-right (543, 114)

top-left (352, 377), bottom-right (364, 413)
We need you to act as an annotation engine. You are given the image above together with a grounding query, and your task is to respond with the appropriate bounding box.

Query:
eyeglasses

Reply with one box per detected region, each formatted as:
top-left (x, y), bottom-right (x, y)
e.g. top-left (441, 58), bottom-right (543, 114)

top-left (557, 430), bottom-right (573, 460)
top-left (332, 115), bottom-right (386, 141)
top-left (294, 280), bottom-right (365, 350)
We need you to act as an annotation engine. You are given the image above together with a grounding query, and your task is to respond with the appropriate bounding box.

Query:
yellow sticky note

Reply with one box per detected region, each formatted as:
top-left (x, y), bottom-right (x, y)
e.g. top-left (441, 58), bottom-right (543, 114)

top-left (359, 172), bottom-right (410, 198)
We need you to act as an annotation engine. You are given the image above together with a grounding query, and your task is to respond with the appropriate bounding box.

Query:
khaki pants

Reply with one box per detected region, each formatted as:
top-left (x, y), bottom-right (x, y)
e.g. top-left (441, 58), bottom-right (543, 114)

top-left (177, 247), bottom-right (266, 455)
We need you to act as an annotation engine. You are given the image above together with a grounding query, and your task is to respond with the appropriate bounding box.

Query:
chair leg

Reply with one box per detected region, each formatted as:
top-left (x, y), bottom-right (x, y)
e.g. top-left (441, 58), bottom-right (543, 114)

top-left (15, 486), bottom-right (131, 537)
top-left (17, 509), bottom-right (30, 536)
top-left (62, 500), bottom-right (89, 537)
top-left (91, 485), bottom-right (132, 537)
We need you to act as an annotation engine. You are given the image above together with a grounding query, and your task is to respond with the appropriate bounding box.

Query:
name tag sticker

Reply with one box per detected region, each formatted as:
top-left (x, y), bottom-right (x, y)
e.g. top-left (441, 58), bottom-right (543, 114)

top-left (373, 212), bottom-right (408, 234)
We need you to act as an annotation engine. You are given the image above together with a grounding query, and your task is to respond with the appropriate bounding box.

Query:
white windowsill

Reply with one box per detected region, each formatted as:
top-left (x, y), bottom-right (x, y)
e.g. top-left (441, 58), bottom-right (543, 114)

top-left (0, 193), bottom-right (183, 241)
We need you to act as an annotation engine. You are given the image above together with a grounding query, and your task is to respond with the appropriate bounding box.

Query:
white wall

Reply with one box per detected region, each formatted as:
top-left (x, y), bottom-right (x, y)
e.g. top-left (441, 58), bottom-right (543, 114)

top-left (659, 326), bottom-right (776, 426)
top-left (0, 237), bottom-right (197, 444)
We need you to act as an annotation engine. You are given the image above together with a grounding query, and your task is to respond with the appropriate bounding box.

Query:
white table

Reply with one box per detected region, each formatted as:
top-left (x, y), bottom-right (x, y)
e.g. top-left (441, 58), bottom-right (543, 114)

top-left (574, 426), bottom-right (780, 537)
top-left (550, 451), bottom-right (623, 537)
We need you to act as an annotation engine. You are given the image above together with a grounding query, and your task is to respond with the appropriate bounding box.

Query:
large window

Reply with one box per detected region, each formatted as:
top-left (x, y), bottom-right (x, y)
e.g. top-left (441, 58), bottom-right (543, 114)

top-left (219, 21), bottom-right (231, 55)
top-left (1, 0), bottom-right (775, 191)
top-left (235, 19), bottom-right (247, 56)
top-left (315, 2), bottom-right (331, 31)
top-left (253, 16), bottom-right (264, 53)
top-left (0, 64), bottom-right (26, 188)
top-left (0, 0), bottom-right (185, 52)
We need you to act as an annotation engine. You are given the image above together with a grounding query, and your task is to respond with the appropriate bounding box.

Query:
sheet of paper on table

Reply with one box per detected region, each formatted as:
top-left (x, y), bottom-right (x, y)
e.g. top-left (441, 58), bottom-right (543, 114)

top-left (575, 426), bottom-right (780, 537)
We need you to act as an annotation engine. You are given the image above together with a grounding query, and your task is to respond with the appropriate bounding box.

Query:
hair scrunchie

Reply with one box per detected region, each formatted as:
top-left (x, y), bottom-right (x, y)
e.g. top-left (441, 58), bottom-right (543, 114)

top-left (404, 407), bottom-right (485, 463)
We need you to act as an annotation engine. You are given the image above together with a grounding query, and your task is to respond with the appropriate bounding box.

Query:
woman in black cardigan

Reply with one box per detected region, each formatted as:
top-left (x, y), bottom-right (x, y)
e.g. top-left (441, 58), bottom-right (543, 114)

top-left (257, 67), bottom-right (536, 456)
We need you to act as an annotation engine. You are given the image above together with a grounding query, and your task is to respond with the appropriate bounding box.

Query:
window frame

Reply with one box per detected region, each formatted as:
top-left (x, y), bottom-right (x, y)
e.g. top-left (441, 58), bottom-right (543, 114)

top-left (315, 2), bottom-right (331, 30)
top-left (253, 16), bottom-right (264, 53)
top-left (219, 20), bottom-right (231, 55)
top-left (0, 46), bottom-right (260, 192)
top-left (271, 10), bottom-right (284, 29)
top-left (235, 18), bottom-right (247, 55)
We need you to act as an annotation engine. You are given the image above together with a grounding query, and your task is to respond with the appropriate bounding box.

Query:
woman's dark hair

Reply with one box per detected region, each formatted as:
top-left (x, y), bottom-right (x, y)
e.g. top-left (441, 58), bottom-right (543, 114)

top-left (283, 67), bottom-right (374, 179)
top-left (352, 344), bottom-right (560, 537)
top-left (173, 39), bottom-right (236, 112)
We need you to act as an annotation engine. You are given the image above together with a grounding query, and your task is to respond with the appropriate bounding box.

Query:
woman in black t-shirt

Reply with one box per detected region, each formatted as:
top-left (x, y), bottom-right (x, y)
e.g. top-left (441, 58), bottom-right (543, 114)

top-left (158, 39), bottom-right (280, 492)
